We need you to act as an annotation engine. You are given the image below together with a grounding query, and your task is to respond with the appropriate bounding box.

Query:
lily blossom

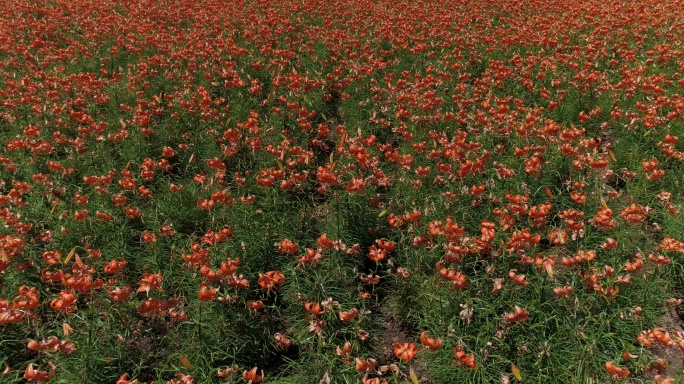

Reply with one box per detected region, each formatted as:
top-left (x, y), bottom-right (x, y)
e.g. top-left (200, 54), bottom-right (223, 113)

top-left (605, 361), bottom-right (630, 378)
top-left (355, 358), bottom-right (377, 372)
top-left (419, 331), bottom-right (442, 351)
top-left (393, 342), bottom-right (418, 362)
top-left (23, 362), bottom-right (55, 383)
top-left (505, 306), bottom-right (530, 322)
top-left (241, 367), bottom-right (264, 383)
top-left (217, 365), bottom-right (240, 378)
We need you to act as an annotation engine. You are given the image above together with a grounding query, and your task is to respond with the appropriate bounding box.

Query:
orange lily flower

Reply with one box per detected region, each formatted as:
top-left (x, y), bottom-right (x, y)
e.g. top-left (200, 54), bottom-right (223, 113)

top-left (219, 258), bottom-right (240, 275)
top-left (376, 238), bottom-right (395, 252)
top-left (27, 336), bottom-right (76, 355)
top-left (393, 342), bottom-right (417, 362)
top-left (600, 238), bottom-right (618, 249)
top-left (553, 285), bottom-right (574, 298)
top-left (505, 306), bottom-right (529, 322)
top-left (41, 251), bottom-right (62, 265)
top-left (637, 331), bottom-right (654, 347)
top-left (534, 254), bottom-right (556, 278)
top-left (217, 365), bottom-right (239, 378)
top-left (108, 286), bottom-right (131, 304)
top-left (274, 333), bottom-right (291, 348)
top-left (454, 348), bottom-right (477, 370)
top-left (197, 198), bottom-right (215, 211)
top-left (355, 358), bottom-right (377, 372)
top-left (257, 271), bottom-right (285, 290)
top-left (137, 272), bottom-right (163, 295)
top-left (296, 248), bottom-right (318, 263)
top-left (140, 230), bottom-right (156, 243)
top-left (655, 375), bottom-right (676, 384)
top-left (508, 269), bottom-right (529, 286)
top-left (368, 245), bottom-right (386, 263)
top-left (605, 361), bottom-right (630, 378)
top-left (49, 290), bottom-right (77, 312)
top-left (104, 258), bottom-right (127, 274)
top-left (361, 374), bottom-right (387, 384)
top-left (198, 283), bottom-right (217, 302)
top-left (388, 214), bottom-right (404, 228)
top-left (304, 302), bottom-right (326, 316)
top-left (168, 373), bottom-right (194, 383)
top-left (357, 329), bottom-right (370, 342)
top-left (13, 286), bottom-right (40, 310)
top-left (547, 228), bottom-right (568, 245)
top-left (649, 253), bottom-right (671, 265)
top-left (23, 362), bottom-right (55, 383)
top-left (241, 367), bottom-right (264, 383)
top-left (651, 328), bottom-right (674, 346)
top-left (337, 341), bottom-right (352, 357)
top-left (338, 308), bottom-right (359, 322)
top-left (360, 274), bottom-right (380, 285)
top-left (116, 373), bottom-right (140, 384)
top-left (659, 236), bottom-right (684, 252)
top-left (276, 239), bottom-right (298, 255)
top-left (620, 204), bottom-right (647, 223)
top-left (420, 331), bottom-right (442, 351)
top-left (247, 300), bottom-right (263, 313)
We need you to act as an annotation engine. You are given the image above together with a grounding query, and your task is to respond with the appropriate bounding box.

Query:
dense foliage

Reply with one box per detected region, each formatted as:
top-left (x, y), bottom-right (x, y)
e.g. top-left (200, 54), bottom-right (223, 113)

top-left (1, 0), bottom-right (683, 382)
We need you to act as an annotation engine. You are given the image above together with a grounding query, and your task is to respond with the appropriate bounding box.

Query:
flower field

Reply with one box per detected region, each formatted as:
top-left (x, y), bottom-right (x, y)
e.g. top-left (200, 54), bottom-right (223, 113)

top-left (1, 0), bottom-right (684, 382)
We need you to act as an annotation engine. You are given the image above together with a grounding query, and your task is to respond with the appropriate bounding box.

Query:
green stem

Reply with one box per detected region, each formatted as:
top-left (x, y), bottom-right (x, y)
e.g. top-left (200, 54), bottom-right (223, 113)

top-left (198, 301), bottom-right (203, 352)
top-left (84, 287), bottom-right (95, 381)
top-left (336, 194), bottom-right (341, 240)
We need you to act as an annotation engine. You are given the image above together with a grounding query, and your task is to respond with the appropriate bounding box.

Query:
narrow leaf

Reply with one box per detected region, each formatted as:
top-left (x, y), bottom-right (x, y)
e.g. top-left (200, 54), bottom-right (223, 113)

top-left (180, 355), bottom-right (195, 371)
top-left (512, 364), bottom-right (522, 381)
